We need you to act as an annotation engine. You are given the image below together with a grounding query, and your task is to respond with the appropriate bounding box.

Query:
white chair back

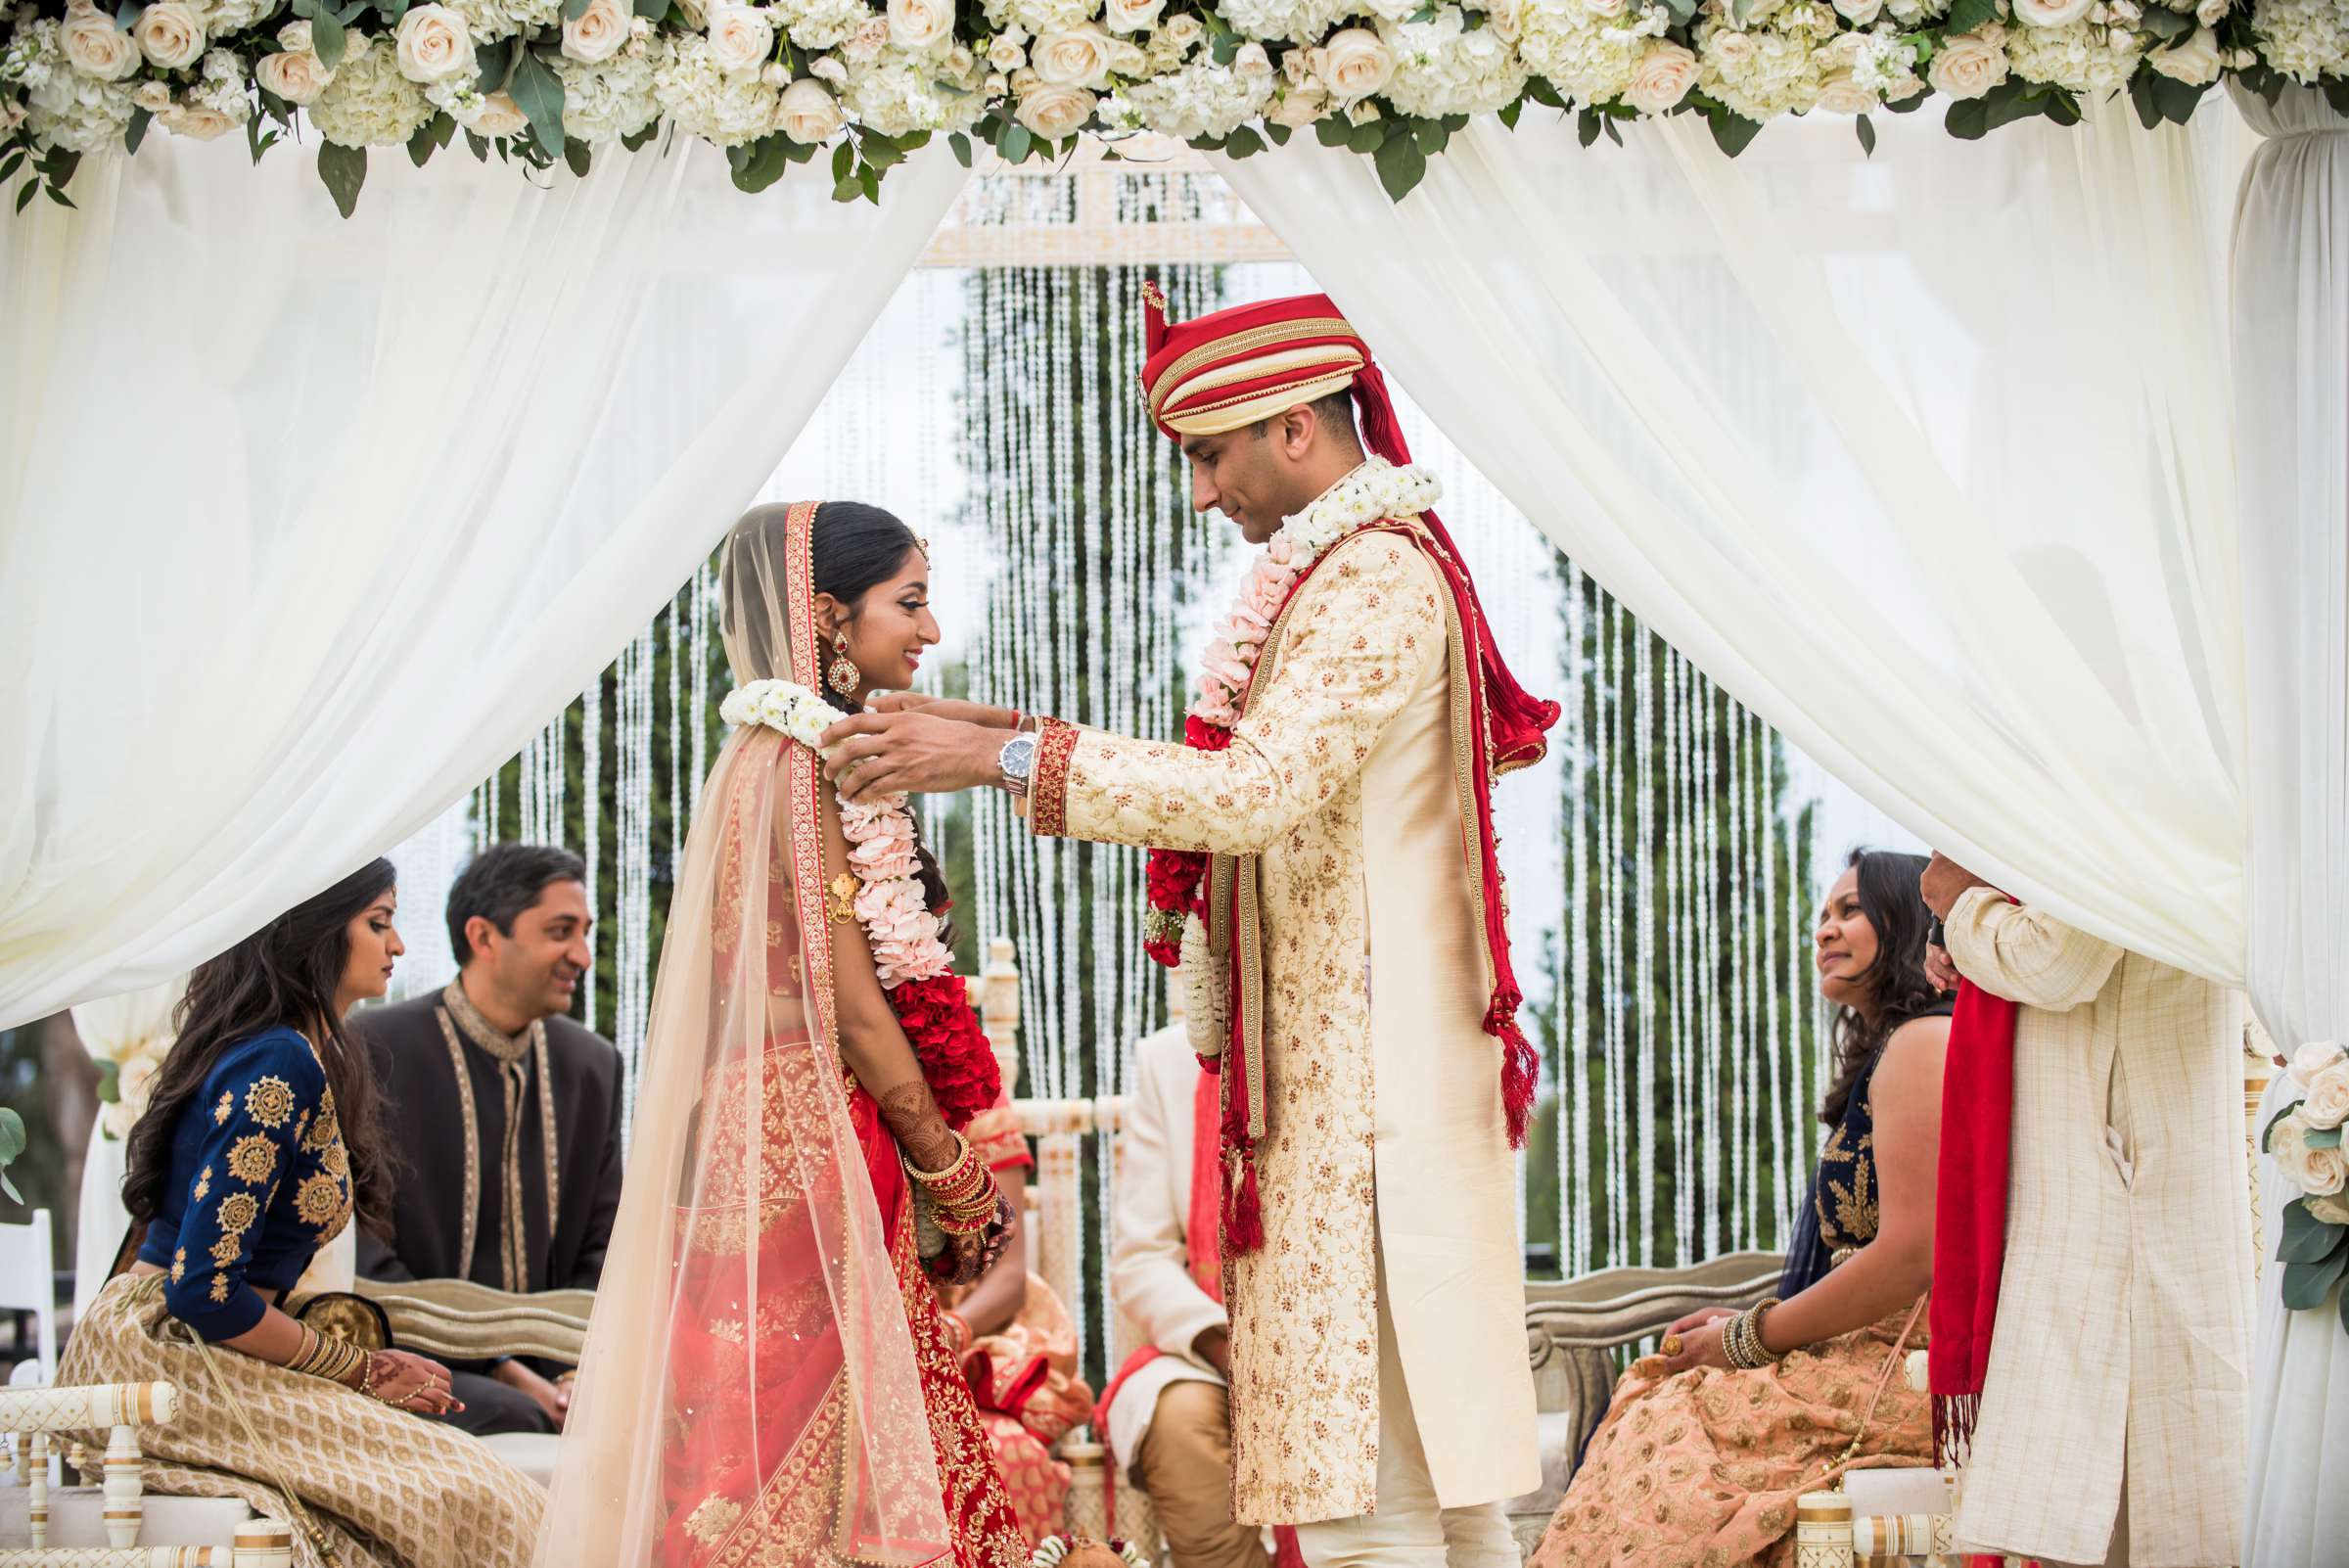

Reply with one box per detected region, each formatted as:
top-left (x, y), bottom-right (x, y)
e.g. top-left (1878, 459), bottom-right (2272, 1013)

top-left (0, 1213), bottom-right (57, 1384)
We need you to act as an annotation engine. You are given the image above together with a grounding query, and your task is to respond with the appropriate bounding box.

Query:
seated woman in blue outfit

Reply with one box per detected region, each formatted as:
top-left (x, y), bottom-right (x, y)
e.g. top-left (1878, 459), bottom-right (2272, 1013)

top-left (60, 857), bottom-right (545, 1568)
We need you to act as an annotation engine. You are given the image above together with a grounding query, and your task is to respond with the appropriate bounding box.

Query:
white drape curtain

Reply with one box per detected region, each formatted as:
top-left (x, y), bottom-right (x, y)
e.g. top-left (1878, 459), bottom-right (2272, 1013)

top-left (1220, 102), bottom-right (2245, 982)
top-left (65, 976), bottom-right (181, 1323)
top-left (0, 138), bottom-right (967, 1028)
top-left (2232, 83), bottom-right (2348, 1568)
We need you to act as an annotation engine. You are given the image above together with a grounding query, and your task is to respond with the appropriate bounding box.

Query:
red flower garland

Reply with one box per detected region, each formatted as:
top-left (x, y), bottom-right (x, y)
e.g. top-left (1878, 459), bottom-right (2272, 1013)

top-left (892, 969), bottom-right (1000, 1133)
top-left (1141, 718), bottom-right (1233, 968)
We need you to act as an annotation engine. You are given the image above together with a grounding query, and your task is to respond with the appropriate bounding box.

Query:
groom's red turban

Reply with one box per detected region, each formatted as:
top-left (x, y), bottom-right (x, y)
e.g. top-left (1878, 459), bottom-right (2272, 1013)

top-left (1140, 292), bottom-right (1368, 438)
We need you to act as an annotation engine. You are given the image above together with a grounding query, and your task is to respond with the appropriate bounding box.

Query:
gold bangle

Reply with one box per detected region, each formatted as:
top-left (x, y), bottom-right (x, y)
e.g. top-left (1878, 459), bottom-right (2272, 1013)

top-left (903, 1131), bottom-right (975, 1186)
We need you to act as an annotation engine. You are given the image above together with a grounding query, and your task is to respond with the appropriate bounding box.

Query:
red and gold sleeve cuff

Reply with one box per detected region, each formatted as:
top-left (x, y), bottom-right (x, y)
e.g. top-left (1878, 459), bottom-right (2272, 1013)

top-left (1029, 718), bottom-right (1080, 839)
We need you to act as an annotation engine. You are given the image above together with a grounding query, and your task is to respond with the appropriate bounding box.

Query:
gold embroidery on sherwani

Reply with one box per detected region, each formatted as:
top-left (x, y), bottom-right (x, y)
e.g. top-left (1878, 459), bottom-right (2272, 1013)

top-left (434, 981), bottom-right (561, 1293)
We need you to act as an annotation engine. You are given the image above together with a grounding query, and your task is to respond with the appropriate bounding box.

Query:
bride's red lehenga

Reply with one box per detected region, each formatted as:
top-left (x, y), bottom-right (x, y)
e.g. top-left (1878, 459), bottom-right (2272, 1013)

top-left (533, 501), bottom-right (1026, 1568)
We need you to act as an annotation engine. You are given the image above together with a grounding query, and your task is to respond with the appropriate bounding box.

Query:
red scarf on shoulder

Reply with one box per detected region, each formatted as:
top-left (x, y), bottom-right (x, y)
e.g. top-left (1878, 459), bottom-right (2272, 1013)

top-left (1928, 976), bottom-right (2019, 1466)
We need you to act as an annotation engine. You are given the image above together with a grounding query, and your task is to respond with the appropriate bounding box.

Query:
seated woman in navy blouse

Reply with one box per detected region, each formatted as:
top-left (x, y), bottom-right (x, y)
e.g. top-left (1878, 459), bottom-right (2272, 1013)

top-left (60, 857), bottom-right (545, 1568)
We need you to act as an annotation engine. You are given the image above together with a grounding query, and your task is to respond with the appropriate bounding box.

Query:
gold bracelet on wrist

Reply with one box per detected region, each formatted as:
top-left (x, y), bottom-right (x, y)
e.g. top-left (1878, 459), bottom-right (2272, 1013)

top-left (903, 1130), bottom-right (975, 1186)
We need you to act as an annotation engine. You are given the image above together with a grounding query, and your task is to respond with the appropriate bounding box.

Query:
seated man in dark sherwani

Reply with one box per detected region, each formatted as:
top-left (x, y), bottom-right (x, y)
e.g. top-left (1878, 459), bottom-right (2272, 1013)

top-left (354, 842), bottom-right (624, 1437)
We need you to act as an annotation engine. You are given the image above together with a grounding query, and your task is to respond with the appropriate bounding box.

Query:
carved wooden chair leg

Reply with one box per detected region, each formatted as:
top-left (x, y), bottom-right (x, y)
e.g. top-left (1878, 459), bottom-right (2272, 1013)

top-left (232, 1517), bottom-right (294, 1568)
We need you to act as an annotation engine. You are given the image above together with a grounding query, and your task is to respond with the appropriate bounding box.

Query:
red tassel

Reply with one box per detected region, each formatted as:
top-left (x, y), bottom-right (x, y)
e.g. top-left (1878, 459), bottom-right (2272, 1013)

top-left (1142, 278), bottom-right (1170, 356)
top-left (1487, 988), bottom-right (1538, 1149)
top-left (1223, 1146), bottom-right (1265, 1254)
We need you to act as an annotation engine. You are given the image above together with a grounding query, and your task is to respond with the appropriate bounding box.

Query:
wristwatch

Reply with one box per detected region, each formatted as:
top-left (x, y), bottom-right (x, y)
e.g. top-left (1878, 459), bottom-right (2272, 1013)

top-left (998, 731), bottom-right (1038, 798)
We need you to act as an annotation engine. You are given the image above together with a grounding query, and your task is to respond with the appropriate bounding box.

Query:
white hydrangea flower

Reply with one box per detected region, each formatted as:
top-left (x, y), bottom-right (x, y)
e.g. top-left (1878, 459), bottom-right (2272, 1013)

top-left (842, 49), bottom-right (987, 132)
top-left (654, 27), bottom-right (782, 140)
top-left (184, 44), bottom-right (253, 118)
top-left (1377, 6), bottom-right (1529, 115)
top-left (2254, 0), bottom-right (2349, 80)
top-left (2, 16), bottom-right (65, 98)
top-left (553, 39), bottom-right (661, 139)
top-left (193, 0), bottom-right (286, 34)
top-left (775, 0), bottom-right (871, 48)
top-left (24, 37), bottom-right (135, 151)
top-left (1518, 0), bottom-right (1661, 105)
top-left (985, 0), bottom-right (1100, 35)
top-left (1105, 52), bottom-right (1270, 134)
top-left (1216, 0), bottom-right (1355, 43)
top-left (442, 0), bottom-right (564, 43)
top-left (1822, 22), bottom-right (1917, 96)
top-left (2004, 15), bottom-right (2140, 89)
top-left (1695, 13), bottom-right (1825, 116)
top-left (306, 34), bottom-right (434, 144)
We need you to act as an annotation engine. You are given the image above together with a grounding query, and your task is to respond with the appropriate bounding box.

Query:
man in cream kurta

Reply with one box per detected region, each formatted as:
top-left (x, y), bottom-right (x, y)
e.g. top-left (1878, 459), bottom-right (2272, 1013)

top-left (821, 294), bottom-right (1548, 1566)
top-left (1929, 875), bottom-right (2250, 1568)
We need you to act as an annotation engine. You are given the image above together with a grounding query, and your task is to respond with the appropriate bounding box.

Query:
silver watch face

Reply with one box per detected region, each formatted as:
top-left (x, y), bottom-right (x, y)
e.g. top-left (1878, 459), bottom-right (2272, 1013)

top-left (1000, 734), bottom-right (1038, 779)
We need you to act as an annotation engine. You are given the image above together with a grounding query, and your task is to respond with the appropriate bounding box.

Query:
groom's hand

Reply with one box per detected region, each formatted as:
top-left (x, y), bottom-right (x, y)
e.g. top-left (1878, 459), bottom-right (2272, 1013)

top-left (821, 711), bottom-right (1003, 802)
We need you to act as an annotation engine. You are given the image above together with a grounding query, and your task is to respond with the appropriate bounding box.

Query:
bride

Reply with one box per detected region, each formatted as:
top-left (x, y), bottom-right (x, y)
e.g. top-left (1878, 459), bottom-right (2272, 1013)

top-left (536, 501), bottom-right (1029, 1568)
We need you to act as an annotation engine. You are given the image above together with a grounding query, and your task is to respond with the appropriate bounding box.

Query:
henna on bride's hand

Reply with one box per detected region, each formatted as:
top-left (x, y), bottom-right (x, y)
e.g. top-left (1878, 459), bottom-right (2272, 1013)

top-left (877, 1081), bottom-right (957, 1170)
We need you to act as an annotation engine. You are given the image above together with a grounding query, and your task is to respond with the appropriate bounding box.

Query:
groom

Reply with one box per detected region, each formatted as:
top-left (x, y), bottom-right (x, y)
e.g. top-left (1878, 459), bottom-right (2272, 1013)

top-left (823, 293), bottom-right (1554, 1566)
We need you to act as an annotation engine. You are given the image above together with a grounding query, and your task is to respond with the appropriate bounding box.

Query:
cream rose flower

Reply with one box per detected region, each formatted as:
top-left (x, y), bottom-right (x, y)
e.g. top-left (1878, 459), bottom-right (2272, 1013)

top-left (842, 14), bottom-right (887, 61)
top-left (1925, 23), bottom-right (2007, 98)
top-left (988, 32), bottom-right (1027, 68)
top-left (133, 78), bottom-right (174, 111)
top-left (1706, 26), bottom-right (1756, 67)
top-left (156, 101), bottom-right (231, 134)
top-left (1013, 78), bottom-right (1094, 135)
top-left (2193, 0), bottom-right (2227, 23)
top-left (778, 73), bottom-right (844, 137)
top-left (1232, 39), bottom-right (1273, 77)
top-left (887, 0), bottom-right (953, 52)
top-left (1622, 38), bottom-right (1695, 111)
top-left (1832, 0), bottom-right (1884, 22)
top-left (1104, 0), bottom-right (1166, 29)
top-left (1107, 37), bottom-right (1147, 71)
top-left (473, 87), bottom-right (529, 131)
top-left (1815, 64), bottom-right (1877, 110)
top-left (1480, 0), bottom-right (1522, 42)
top-left (394, 4), bottom-right (475, 83)
top-left (1317, 24), bottom-right (1394, 99)
top-left (2310, 1192), bottom-right (2349, 1226)
top-left (810, 51), bottom-right (849, 79)
top-left (256, 43), bottom-right (330, 101)
top-left (2010, 0), bottom-right (2093, 23)
top-left (2300, 1064), bottom-right (2349, 1130)
top-left (2300, 1143), bottom-right (2349, 1197)
top-left (1158, 11), bottom-right (1205, 48)
top-left (1266, 79), bottom-right (1328, 121)
top-left (133, 2), bottom-right (207, 70)
top-left (2146, 23), bottom-right (2221, 81)
top-left (1033, 21), bottom-right (1114, 85)
top-left (563, 0), bottom-right (630, 62)
top-left (2294, 1040), bottom-right (2348, 1085)
top-left (62, 10), bottom-right (141, 79)
top-left (705, 3), bottom-right (776, 71)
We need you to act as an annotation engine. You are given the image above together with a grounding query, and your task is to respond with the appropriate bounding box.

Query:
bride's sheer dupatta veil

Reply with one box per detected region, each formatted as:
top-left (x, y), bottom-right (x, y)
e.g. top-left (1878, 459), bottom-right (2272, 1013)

top-left (535, 501), bottom-right (950, 1568)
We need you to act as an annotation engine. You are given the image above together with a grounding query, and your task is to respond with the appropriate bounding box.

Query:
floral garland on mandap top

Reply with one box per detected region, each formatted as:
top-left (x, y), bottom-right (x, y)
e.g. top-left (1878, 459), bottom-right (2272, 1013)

top-left (0, 0), bottom-right (2340, 216)
top-left (1142, 456), bottom-right (1440, 966)
top-left (2263, 1038), bottom-right (2349, 1335)
top-left (718, 677), bottom-right (1000, 1130)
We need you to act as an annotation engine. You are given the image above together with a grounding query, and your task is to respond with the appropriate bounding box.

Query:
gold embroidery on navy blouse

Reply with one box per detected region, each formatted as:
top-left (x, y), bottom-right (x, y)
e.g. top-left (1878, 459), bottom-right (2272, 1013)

top-left (192, 1165), bottom-right (212, 1204)
top-left (215, 1190), bottom-right (259, 1238)
top-left (208, 1233), bottom-right (243, 1268)
top-left (245, 1076), bottom-right (297, 1129)
top-left (320, 1139), bottom-right (349, 1182)
top-left (300, 1089), bottom-right (340, 1154)
top-left (295, 1170), bottom-right (348, 1234)
top-left (226, 1133), bottom-right (277, 1186)
top-left (170, 1247), bottom-right (186, 1283)
top-left (213, 1091), bottom-right (234, 1126)
top-left (293, 1108), bottom-right (310, 1145)
top-left (208, 1275), bottom-right (231, 1304)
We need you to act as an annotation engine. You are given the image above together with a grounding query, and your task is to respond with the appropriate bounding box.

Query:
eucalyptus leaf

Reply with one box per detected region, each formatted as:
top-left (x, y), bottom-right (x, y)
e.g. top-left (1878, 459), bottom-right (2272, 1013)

top-left (467, 128), bottom-right (490, 160)
top-left (125, 107), bottom-right (151, 156)
top-left (949, 129), bottom-right (973, 167)
top-left (0, 1108), bottom-right (26, 1164)
top-left (2307, 1126), bottom-right (2343, 1150)
top-left (115, 0), bottom-right (143, 28)
top-left (632, 0), bottom-right (664, 17)
top-left (1855, 113), bottom-right (1875, 156)
top-left (14, 182), bottom-right (34, 215)
top-left (1315, 114), bottom-right (1352, 146)
top-left (1942, 0), bottom-right (1997, 32)
top-left (1662, 0), bottom-right (1696, 24)
top-left (2139, 5), bottom-right (2190, 37)
top-left (623, 121), bottom-right (660, 152)
top-left (1577, 106), bottom-right (1600, 147)
top-left (2326, 76), bottom-right (2349, 116)
top-left (1264, 119), bottom-right (1291, 144)
top-left (381, 0), bottom-right (410, 19)
top-left (1001, 122), bottom-right (1033, 162)
top-left (2128, 66), bottom-right (2161, 127)
top-left (0, 149), bottom-right (23, 183)
top-left (2280, 1197), bottom-right (2342, 1265)
top-left (1227, 123), bottom-right (1266, 158)
top-left (565, 136), bottom-right (591, 176)
top-left (407, 120), bottom-right (437, 166)
top-left (0, 1170), bottom-right (19, 1206)
top-left (2282, 1245), bottom-right (2349, 1311)
top-left (831, 138), bottom-right (853, 180)
top-left (311, 6), bottom-right (346, 70)
top-left (476, 36), bottom-right (515, 92)
top-left (1944, 95), bottom-right (1989, 139)
top-left (508, 47), bottom-right (567, 155)
top-left (1414, 116), bottom-right (1447, 154)
top-left (1210, 29), bottom-right (1239, 64)
top-left (564, 0), bottom-right (592, 19)
top-left (317, 139), bottom-right (366, 217)
top-left (2148, 70), bottom-right (2202, 123)
top-left (1981, 78), bottom-right (2039, 131)
top-left (1706, 108), bottom-right (1762, 156)
top-left (858, 163), bottom-right (879, 203)
top-left (832, 173), bottom-right (861, 201)
top-left (1601, 114), bottom-right (1621, 146)
top-left (1371, 127), bottom-right (1425, 201)
top-left (1497, 97), bottom-right (1523, 129)
top-left (1525, 74), bottom-right (1563, 109)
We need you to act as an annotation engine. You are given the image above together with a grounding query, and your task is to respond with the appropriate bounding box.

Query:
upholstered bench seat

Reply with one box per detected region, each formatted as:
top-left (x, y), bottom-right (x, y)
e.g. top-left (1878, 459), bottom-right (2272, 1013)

top-left (0, 1484), bottom-right (253, 1548)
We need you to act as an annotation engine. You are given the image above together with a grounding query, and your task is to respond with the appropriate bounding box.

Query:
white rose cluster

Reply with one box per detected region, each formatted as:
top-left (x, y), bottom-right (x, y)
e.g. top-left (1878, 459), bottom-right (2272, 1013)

top-left (193, 0), bottom-right (286, 32)
top-left (554, 40), bottom-right (663, 140)
top-left (1376, 6), bottom-right (1528, 115)
top-left (256, 20), bottom-right (335, 103)
top-left (161, 44), bottom-right (253, 137)
top-left (844, 48), bottom-right (985, 132)
top-left (307, 33), bottom-right (435, 144)
top-left (442, 0), bottom-right (565, 44)
top-left (652, 26), bottom-right (780, 142)
top-left (1517, 0), bottom-right (1662, 106)
top-left (2253, 0), bottom-right (2349, 79)
top-left (2270, 1042), bottom-right (2349, 1221)
top-left (984, 0), bottom-right (1099, 36)
top-left (15, 12), bottom-right (137, 151)
top-left (1107, 52), bottom-right (1270, 134)
top-left (2004, 14), bottom-right (2141, 90)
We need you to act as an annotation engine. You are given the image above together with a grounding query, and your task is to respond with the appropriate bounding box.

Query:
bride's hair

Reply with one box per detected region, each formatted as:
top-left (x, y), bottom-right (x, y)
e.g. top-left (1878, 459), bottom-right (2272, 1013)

top-left (725, 500), bottom-right (953, 919)
top-left (1818, 846), bottom-right (1939, 1126)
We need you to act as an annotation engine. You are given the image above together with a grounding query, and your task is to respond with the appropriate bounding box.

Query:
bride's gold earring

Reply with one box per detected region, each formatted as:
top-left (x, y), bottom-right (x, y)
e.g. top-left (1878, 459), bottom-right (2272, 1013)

top-left (827, 630), bottom-right (859, 698)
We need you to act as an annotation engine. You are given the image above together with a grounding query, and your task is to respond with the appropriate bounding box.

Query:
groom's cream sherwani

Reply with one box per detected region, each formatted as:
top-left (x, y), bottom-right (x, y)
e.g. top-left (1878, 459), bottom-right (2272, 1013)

top-left (1029, 524), bottom-right (1541, 1528)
